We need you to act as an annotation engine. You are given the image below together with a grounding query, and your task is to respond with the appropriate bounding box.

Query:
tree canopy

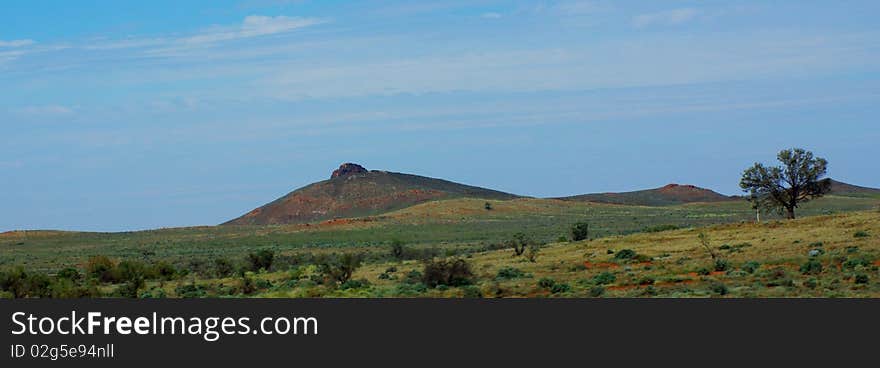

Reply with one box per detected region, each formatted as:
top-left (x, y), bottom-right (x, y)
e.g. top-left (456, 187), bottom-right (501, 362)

top-left (739, 148), bottom-right (831, 219)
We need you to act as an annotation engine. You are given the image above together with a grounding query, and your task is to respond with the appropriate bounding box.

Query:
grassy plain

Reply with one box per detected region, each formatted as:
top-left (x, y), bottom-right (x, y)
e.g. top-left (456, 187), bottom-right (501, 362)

top-left (1, 195), bottom-right (878, 298)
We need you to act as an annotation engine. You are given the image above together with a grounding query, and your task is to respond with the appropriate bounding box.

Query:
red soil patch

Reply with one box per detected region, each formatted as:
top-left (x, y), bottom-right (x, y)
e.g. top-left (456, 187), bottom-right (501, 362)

top-left (874, 260), bottom-right (880, 267)
top-left (583, 261), bottom-right (621, 269)
top-left (607, 284), bottom-right (639, 291)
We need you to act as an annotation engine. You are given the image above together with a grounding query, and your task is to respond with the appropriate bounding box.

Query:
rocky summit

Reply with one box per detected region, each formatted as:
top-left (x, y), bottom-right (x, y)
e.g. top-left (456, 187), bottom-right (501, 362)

top-left (331, 163), bottom-right (369, 179)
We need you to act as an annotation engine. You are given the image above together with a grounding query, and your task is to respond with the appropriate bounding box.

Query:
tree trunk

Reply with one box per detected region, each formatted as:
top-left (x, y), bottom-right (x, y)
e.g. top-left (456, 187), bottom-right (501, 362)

top-left (786, 207), bottom-right (796, 220)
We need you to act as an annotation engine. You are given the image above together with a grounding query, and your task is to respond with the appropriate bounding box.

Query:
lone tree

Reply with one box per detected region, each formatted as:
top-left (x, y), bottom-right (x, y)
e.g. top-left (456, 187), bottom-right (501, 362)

top-left (739, 148), bottom-right (831, 219)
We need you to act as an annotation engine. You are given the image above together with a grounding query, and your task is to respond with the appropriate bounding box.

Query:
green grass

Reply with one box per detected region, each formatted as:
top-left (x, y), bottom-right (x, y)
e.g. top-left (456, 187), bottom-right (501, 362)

top-left (1, 195), bottom-right (877, 274)
top-left (1, 195), bottom-right (878, 298)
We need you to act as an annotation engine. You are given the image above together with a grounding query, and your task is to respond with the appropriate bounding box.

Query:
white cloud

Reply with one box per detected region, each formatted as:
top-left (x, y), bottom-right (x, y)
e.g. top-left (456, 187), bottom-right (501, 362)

top-left (0, 39), bottom-right (35, 48)
top-left (183, 15), bottom-right (324, 44)
top-left (632, 8), bottom-right (699, 28)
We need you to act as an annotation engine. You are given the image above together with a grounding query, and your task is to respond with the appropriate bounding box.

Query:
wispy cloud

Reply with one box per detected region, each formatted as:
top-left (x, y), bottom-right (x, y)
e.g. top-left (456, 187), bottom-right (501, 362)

top-left (84, 15), bottom-right (325, 51)
top-left (0, 39), bottom-right (35, 48)
top-left (632, 8), bottom-right (700, 28)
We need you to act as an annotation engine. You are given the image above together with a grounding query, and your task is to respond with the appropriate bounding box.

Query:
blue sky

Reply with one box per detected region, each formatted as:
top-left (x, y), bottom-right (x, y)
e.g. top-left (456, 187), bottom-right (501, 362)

top-left (2, 0), bottom-right (879, 231)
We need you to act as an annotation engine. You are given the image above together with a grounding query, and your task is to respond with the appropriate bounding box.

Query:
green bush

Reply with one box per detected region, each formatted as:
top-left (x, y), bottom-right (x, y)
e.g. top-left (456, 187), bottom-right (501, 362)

top-left (550, 283), bottom-right (571, 294)
top-left (537, 278), bottom-right (557, 289)
top-left (842, 257), bottom-right (871, 270)
top-left (175, 283), bottom-right (207, 298)
top-left (246, 250), bottom-right (275, 272)
top-left (422, 258), bottom-right (474, 288)
top-left (496, 267), bottom-right (526, 280)
top-left (394, 282), bottom-right (427, 296)
top-left (742, 261), bottom-right (761, 274)
top-left (804, 278), bottom-right (818, 289)
top-left (854, 274), bottom-right (869, 284)
top-left (507, 233), bottom-right (534, 256)
top-left (714, 259), bottom-right (730, 272)
top-left (461, 285), bottom-right (482, 298)
top-left (56, 267), bottom-right (82, 281)
top-left (710, 282), bottom-right (728, 295)
top-left (86, 256), bottom-right (117, 283)
top-left (614, 249), bottom-right (637, 260)
top-left (318, 253), bottom-right (363, 284)
top-left (339, 278), bottom-right (370, 290)
top-left (853, 231), bottom-right (869, 238)
top-left (214, 258), bottom-right (235, 278)
top-left (589, 286), bottom-right (605, 297)
top-left (592, 272), bottom-right (616, 285)
top-left (570, 222), bottom-right (590, 241)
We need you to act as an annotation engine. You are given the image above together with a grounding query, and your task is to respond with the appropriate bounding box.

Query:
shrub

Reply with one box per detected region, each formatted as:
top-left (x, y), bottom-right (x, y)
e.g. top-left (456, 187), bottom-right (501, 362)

top-left (592, 272), bottom-right (616, 285)
top-left (402, 270), bottom-right (423, 284)
top-left (697, 268), bottom-right (711, 276)
top-left (589, 286), bottom-right (605, 297)
top-left (214, 258), bottom-right (235, 278)
top-left (638, 277), bottom-right (655, 285)
top-left (714, 259), bottom-right (730, 272)
top-left (804, 278), bottom-right (818, 289)
top-left (710, 282), bottom-right (728, 295)
top-left (537, 278), bottom-right (557, 289)
top-left (507, 233), bottom-right (534, 256)
top-left (339, 278), bottom-right (370, 290)
top-left (115, 277), bottom-right (145, 298)
top-left (614, 249), bottom-right (637, 260)
top-left (86, 256), bottom-right (117, 283)
top-left (550, 283), bottom-right (571, 294)
top-left (394, 282), bottom-right (428, 296)
top-left (152, 261), bottom-right (177, 280)
top-left (50, 279), bottom-right (100, 298)
top-left (176, 282), bottom-right (207, 298)
top-left (854, 274), bottom-right (869, 284)
top-left (390, 239), bottom-right (407, 260)
top-left (246, 250), bottom-right (274, 272)
top-left (742, 261), bottom-right (761, 274)
top-left (462, 285), bottom-right (482, 298)
top-left (496, 267), bottom-right (526, 280)
top-left (484, 202), bottom-right (493, 210)
top-left (853, 231), bottom-right (869, 238)
top-left (800, 259), bottom-right (823, 275)
top-left (570, 222), bottom-right (590, 241)
top-left (842, 257), bottom-right (871, 270)
top-left (557, 236), bottom-right (568, 243)
top-left (526, 245), bottom-right (540, 263)
top-left (422, 258), bottom-right (474, 288)
top-left (117, 260), bottom-right (149, 282)
top-left (318, 253), bottom-right (363, 284)
top-left (56, 267), bottom-right (82, 281)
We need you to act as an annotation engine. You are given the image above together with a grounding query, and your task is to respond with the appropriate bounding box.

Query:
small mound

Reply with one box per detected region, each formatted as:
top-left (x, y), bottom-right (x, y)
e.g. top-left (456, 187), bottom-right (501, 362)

top-left (558, 183), bottom-right (733, 206)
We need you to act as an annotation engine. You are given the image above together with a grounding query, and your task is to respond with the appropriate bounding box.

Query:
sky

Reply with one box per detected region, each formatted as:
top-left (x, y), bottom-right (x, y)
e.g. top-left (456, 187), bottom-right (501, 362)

top-left (2, 0), bottom-right (879, 231)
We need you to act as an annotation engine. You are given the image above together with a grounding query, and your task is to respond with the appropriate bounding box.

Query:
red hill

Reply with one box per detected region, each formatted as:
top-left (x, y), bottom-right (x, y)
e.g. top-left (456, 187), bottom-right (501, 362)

top-left (223, 163), bottom-right (519, 225)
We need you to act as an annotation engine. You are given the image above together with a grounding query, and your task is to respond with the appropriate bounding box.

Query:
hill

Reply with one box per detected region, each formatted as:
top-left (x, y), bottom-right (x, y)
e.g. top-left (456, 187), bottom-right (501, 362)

top-left (558, 184), bottom-right (734, 206)
top-left (223, 163), bottom-right (519, 225)
top-left (829, 179), bottom-right (880, 198)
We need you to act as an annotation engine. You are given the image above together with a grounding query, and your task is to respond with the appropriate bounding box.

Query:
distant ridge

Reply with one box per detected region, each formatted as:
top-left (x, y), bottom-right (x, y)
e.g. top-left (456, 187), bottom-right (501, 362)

top-left (223, 163), bottom-right (519, 225)
top-left (558, 184), bottom-right (734, 206)
top-left (829, 179), bottom-right (880, 197)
